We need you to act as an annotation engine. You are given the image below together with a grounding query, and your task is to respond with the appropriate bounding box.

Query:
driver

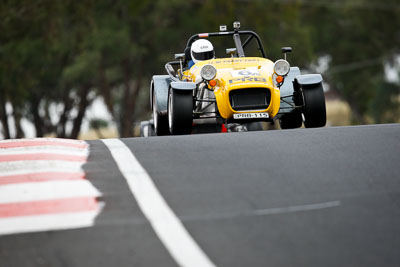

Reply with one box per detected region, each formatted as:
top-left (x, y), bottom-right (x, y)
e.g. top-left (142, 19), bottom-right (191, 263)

top-left (188, 39), bottom-right (215, 68)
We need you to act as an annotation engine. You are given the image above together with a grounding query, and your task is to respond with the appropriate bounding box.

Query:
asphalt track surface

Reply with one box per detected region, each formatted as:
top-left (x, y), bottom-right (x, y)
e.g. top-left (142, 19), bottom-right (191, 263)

top-left (1, 124), bottom-right (399, 267)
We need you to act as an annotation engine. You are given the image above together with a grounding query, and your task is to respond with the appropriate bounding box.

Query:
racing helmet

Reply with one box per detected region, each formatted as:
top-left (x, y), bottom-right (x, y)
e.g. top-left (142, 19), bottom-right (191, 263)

top-left (190, 39), bottom-right (215, 64)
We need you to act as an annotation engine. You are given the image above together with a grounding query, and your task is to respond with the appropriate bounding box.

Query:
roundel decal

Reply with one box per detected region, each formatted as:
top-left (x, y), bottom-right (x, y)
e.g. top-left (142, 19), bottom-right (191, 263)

top-left (231, 68), bottom-right (260, 77)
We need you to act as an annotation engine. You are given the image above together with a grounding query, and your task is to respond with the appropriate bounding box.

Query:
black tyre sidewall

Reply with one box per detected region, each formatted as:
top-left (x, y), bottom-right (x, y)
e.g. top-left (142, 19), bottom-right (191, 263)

top-left (302, 84), bottom-right (326, 128)
top-left (168, 88), bottom-right (193, 135)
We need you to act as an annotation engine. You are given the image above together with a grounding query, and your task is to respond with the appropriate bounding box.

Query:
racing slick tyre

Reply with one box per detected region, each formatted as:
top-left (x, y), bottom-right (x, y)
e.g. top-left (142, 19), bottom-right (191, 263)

top-left (140, 121), bottom-right (150, 137)
top-left (168, 88), bottom-right (193, 135)
top-left (140, 120), bottom-right (156, 137)
top-left (279, 112), bottom-right (303, 129)
top-left (152, 93), bottom-right (169, 135)
top-left (301, 84), bottom-right (327, 128)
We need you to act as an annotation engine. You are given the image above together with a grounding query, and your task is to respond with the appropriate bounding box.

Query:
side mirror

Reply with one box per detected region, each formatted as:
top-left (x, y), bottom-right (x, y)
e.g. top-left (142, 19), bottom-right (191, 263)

top-left (175, 53), bottom-right (185, 60)
top-left (281, 47), bottom-right (292, 60)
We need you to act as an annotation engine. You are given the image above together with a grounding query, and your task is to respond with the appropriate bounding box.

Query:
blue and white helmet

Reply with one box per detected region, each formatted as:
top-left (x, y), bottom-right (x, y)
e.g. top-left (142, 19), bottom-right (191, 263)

top-left (191, 39), bottom-right (215, 64)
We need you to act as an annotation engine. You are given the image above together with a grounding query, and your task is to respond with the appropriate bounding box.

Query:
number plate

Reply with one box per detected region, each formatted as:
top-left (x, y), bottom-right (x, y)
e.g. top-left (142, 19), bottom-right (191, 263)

top-left (233, 113), bottom-right (269, 119)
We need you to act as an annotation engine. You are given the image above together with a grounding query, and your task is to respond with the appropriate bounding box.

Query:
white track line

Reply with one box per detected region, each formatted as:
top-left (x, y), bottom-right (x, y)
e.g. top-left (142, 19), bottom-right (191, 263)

top-left (0, 180), bottom-right (101, 204)
top-left (0, 209), bottom-right (102, 236)
top-left (254, 201), bottom-right (341, 216)
top-left (102, 139), bottom-right (216, 267)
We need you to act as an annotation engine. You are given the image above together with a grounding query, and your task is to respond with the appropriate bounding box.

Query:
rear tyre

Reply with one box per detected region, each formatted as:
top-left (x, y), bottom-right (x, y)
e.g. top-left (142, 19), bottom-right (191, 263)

top-left (152, 92), bottom-right (169, 135)
top-left (279, 112), bottom-right (303, 129)
top-left (168, 88), bottom-right (193, 135)
top-left (301, 84), bottom-right (326, 128)
top-left (140, 121), bottom-right (150, 137)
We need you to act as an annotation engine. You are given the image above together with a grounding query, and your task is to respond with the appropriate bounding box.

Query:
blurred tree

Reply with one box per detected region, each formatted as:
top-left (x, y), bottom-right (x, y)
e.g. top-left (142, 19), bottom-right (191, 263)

top-left (302, 0), bottom-right (400, 123)
top-left (0, 0), bottom-right (95, 138)
top-left (89, 118), bottom-right (108, 139)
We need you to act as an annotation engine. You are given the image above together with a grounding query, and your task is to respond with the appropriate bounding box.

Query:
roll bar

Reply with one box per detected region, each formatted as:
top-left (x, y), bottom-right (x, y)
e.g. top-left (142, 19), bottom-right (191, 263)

top-left (185, 30), bottom-right (267, 58)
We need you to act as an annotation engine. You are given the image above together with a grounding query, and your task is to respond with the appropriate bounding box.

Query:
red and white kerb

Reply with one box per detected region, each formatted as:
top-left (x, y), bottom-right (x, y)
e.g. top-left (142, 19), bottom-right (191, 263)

top-left (0, 138), bottom-right (102, 236)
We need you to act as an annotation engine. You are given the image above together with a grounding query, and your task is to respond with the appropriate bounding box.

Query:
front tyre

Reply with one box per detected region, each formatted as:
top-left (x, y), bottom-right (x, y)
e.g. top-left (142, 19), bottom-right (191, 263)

top-left (168, 88), bottom-right (193, 135)
top-left (301, 84), bottom-right (327, 128)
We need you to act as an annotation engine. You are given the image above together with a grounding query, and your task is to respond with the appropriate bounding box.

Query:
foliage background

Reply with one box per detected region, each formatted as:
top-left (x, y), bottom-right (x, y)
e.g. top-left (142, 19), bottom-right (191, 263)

top-left (0, 0), bottom-right (399, 138)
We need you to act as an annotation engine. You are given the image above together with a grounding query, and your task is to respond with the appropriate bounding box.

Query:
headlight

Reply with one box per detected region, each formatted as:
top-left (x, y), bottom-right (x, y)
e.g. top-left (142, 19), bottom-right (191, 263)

top-left (273, 59), bottom-right (290, 76)
top-left (200, 64), bottom-right (217, 81)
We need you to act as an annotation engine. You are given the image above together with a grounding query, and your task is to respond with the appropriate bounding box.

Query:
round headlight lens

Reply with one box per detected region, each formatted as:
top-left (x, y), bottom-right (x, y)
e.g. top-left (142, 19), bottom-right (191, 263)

top-left (200, 64), bottom-right (217, 81)
top-left (273, 60), bottom-right (290, 76)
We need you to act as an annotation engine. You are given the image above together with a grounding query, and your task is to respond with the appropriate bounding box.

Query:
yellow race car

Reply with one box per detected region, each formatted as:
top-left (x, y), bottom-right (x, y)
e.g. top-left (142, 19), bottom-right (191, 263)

top-left (148, 22), bottom-right (326, 136)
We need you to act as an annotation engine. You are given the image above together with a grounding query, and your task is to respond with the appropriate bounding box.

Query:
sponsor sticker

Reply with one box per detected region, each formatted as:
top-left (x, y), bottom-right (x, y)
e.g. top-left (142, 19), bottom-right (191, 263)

top-left (229, 77), bottom-right (267, 84)
top-left (231, 68), bottom-right (260, 77)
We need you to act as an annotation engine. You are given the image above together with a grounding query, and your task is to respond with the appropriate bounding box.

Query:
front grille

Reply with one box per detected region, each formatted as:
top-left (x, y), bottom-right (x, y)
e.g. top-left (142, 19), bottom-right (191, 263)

top-left (229, 88), bottom-right (271, 111)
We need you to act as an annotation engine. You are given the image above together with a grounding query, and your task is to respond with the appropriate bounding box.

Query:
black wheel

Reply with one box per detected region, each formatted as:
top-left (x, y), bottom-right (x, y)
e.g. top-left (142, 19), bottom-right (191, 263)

top-left (168, 88), bottom-right (193, 135)
top-left (152, 91), bottom-right (169, 135)
top-left (245, 121), bottom-right (264, 131)
top-left (279, 112), bottom-right (303, 129)
top-left (301, 84), bottom-right (326, 128)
